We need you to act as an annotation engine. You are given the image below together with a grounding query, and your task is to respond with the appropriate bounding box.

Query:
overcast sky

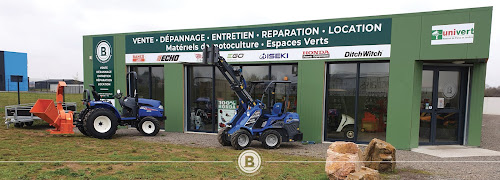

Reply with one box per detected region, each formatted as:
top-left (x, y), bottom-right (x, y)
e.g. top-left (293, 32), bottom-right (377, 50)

top-left (0, 0), bottom-right (498, 86)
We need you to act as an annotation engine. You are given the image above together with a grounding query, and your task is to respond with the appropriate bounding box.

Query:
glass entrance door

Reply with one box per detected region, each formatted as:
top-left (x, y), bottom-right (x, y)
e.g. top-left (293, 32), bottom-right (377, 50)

top-left (419, 66), bottom-right (467, 145)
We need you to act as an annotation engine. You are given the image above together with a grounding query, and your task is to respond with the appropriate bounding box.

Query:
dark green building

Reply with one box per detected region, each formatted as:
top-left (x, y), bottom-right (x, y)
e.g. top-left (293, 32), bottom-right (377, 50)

top-left (83, 7), bottom-right (492, 149)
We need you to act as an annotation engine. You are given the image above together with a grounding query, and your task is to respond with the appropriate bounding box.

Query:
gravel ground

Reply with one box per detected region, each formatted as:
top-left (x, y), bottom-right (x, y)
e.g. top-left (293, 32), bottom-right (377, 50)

top-left (108, 114), bottom-right (500, 179)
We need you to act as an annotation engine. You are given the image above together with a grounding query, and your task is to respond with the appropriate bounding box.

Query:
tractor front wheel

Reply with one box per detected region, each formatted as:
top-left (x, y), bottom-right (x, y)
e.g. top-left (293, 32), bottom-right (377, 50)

top-left (230, 129), bottom-right (252, 150)
top-left (217, 127), bottom-right (231, 146)
top-left (260, 130), bottom-right (282, 149)
top-left (83, 108), bottom-right (118, 139)
top-left (138, 117), bottom-right (160, 136)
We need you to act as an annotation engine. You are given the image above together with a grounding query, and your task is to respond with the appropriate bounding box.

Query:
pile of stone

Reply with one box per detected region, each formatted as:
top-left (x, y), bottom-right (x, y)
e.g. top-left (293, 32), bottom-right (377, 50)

top-left (325, 138), bottom-right (396, 180)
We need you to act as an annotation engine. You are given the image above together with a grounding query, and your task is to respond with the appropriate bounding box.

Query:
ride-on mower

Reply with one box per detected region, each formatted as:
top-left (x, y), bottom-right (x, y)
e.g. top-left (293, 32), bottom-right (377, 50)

top-left (203, 45), bottom-right (303, 149)
top-left (31, 72), bottom-right (165, 139)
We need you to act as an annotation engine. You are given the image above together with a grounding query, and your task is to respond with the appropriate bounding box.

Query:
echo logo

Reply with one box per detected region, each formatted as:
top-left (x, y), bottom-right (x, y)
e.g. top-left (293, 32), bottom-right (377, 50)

top-left (237, 150), bottom-right (261, 175)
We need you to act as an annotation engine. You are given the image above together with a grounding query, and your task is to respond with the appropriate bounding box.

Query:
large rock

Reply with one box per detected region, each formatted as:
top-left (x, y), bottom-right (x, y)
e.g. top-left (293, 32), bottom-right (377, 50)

top-left (346, 167), bottom-right (380, 180)
top-left (362, 138), bottom-right (396, 172)
top-left (325, 142), bottom-right (363, 180)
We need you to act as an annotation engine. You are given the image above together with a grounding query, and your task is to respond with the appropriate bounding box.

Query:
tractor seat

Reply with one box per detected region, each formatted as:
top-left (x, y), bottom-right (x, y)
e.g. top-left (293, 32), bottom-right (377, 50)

top-left (270, 102), bottom-right (283, 116)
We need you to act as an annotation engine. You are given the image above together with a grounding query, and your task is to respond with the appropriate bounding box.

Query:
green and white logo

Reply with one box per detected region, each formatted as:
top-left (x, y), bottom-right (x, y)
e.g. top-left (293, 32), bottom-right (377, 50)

top-left (431, 30), bottom-right (442, 40)
top-left (431, 23), bottom-right (474, 45)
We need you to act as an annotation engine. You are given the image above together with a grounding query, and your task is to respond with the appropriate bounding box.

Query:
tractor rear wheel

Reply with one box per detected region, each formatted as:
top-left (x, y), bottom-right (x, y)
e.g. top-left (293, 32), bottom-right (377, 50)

top-left (78, 126), bottom-right (89, 136)
top-left (230, 129), bottom-right (252, 150)
top-left (83, 108), bottom-right (118, 139)
top-left (260, 130), bottom-right (282, 149)
top-left (138, 117), bottom-right (160, 136)
top-left (217, 127), bottom-right (231, 146)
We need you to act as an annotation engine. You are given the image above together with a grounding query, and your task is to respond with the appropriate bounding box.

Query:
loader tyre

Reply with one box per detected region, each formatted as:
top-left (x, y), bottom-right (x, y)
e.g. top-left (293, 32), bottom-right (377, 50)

top-left (260, 130), bottom-right (282, 149)
top-left (230, 129), bottom-right (252, 150)
top-left (83, 108), bottom-right (118, 139)
top-left (138, 117), bottom-right (160, 136)
top-left (217, 127), bottom-right (231, 146)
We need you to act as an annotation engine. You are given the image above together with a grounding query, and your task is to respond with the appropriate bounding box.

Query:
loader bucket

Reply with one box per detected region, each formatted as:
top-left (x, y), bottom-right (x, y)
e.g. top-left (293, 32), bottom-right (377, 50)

top-left (30, 99), bottom-right (60, 128)
top-left (30, 81), bottom-right (74, 134)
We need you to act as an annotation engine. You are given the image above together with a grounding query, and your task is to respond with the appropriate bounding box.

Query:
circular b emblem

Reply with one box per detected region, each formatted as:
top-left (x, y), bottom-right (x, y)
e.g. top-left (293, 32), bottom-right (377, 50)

top-left (238, 150), bottom-right (261, 175)
top-left (96, 40), bottom-right (112, 63)
top-left (442, 83), bottom-right (457, 98)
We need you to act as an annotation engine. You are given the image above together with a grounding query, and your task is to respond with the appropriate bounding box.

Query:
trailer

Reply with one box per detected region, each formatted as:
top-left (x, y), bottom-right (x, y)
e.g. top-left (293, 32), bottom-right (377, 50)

top-left (4, 102), bottom-right (76, 128)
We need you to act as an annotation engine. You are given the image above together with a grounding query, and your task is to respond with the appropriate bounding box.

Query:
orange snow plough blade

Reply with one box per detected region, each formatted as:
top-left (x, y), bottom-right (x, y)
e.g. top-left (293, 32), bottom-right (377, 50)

top-left (30, 81), bottom-right (74, 134)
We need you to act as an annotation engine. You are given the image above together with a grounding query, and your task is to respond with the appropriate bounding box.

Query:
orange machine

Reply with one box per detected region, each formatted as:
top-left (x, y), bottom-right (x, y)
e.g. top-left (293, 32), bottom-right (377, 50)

top-left (30, 81), bottom-right (74, 134)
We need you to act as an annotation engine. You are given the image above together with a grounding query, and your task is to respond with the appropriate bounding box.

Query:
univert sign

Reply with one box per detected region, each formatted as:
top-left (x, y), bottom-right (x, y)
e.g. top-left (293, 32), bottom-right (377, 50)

top-left (431, 23), bottom-right (474, 45)
top-left (125, 18), bottom-right (392, 63)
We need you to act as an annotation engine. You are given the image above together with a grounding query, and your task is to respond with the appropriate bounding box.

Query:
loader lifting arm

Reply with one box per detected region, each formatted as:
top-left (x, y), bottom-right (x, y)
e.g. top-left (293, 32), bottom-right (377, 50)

top-left (203, 45), bottom-right (256, 110)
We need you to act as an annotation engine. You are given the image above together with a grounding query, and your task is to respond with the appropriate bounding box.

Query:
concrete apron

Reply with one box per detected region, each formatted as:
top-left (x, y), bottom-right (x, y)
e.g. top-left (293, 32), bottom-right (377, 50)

top-left (411, 145), bottom-right (500, 158)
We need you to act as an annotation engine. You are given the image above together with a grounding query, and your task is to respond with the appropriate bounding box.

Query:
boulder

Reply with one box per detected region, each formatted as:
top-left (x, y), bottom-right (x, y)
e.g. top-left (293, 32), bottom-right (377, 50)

top-left (346, 167), bottom-right (380, 180)
top-left (325, 142), bottom-right (362, 180)
top-left (362, 138), bottom-right (396, 172)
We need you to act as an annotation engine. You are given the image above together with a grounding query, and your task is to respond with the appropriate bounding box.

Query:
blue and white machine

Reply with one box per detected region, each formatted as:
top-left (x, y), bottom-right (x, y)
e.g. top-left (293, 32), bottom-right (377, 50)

top-left (75, 72), bottom-right (165, 139)
top-left (203, 46), bottom-right (303, 149)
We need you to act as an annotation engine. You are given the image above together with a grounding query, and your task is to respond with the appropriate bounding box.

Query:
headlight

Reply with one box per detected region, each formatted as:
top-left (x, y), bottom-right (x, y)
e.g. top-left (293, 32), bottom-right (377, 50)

top-left (158, 105), bottom-right (164, 110)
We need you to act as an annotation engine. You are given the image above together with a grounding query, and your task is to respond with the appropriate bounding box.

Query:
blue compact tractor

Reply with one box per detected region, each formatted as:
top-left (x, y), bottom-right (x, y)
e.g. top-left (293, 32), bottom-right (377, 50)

top-left (75, 72), bottom-right (165, 139)
top-left (203, 45), bottom-right (303, 149)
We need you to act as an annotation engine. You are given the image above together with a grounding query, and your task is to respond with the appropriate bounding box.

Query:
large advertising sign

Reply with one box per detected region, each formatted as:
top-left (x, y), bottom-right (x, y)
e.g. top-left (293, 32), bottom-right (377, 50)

top-left (93, 36), bottom-right (114, 99)
top-left (125, 18), bottom-right (392, 63)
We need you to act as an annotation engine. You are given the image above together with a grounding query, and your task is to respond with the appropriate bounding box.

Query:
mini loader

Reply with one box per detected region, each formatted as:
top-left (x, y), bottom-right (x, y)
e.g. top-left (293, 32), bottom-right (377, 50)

top-left (203, 45), bottom-right (303, 150)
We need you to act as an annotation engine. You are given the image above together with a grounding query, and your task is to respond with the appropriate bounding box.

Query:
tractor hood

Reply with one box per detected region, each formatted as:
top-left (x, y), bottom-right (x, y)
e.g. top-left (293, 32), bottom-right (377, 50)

top-left (138, 98), bottom-right (162, 108)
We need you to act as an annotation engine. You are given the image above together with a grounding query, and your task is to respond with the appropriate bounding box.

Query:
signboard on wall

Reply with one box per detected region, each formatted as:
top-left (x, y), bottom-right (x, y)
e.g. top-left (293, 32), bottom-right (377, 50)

top-left (217, 100), bottom-right (237, 130)
top-left (125, 18), bottom-right (392, 63)
top-left (431, 23), bottom-right (474, 45)
top-left (93, 36), bottom-right (114, 99)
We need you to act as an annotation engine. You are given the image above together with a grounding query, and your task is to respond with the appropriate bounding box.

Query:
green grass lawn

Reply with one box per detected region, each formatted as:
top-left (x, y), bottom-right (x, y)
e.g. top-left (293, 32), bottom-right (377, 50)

top-left (0, 124), bottom-right (327, 179)
top-left (0, 92), bottom-right (327, 179)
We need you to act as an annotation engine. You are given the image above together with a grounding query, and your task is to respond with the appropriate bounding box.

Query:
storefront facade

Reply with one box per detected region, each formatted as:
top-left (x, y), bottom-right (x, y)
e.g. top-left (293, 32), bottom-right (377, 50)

top-left (83, 7), bottom-right (492, 149)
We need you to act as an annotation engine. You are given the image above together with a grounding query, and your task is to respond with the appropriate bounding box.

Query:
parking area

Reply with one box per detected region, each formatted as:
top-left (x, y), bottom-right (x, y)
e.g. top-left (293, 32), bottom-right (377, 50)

top-left (111, 114), bottom-right (500, 179)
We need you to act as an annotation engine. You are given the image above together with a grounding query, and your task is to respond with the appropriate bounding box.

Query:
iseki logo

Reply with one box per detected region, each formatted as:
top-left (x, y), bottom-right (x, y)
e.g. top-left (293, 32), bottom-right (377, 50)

top-left (259, 53), bottom-right (288, 60)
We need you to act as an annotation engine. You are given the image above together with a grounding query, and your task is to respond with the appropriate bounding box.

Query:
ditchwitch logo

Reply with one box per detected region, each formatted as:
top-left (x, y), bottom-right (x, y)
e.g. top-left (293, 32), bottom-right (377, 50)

top-left (345, 51), bottom-right (383, 57)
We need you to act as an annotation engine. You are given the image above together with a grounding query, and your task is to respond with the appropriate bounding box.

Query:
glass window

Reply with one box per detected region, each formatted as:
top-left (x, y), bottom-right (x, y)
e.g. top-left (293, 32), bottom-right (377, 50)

top-left (421, 70), bottom-right (433, 110)
top-left (438, 71), bottom-right (460, 110)
top-left (325, 64), bottom-right (357, 141)
top-left (187, 66), bottom-right (214, 132)
top-left (357, 63), bottom-right (389, 142)
top-left (271, 65), bottom-right (298, 112)
top-left (187, 63), bottom-right (298, 133)
top-left (151, 67), bottom-right (164, 103)
top-left (132, 66), bottom-right (150, 99)
top-left (325, 62), bottom-right (389, 142)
